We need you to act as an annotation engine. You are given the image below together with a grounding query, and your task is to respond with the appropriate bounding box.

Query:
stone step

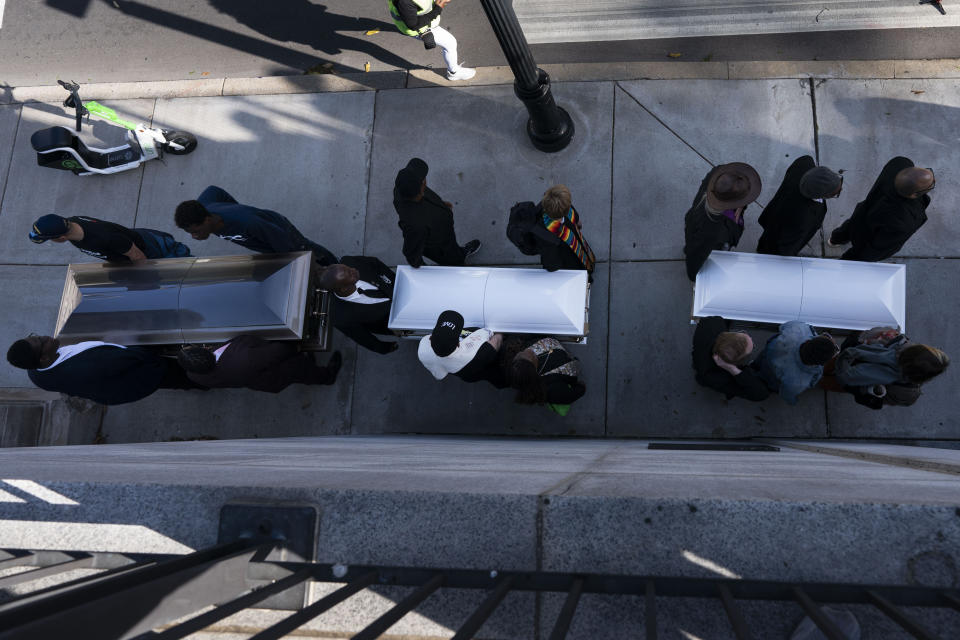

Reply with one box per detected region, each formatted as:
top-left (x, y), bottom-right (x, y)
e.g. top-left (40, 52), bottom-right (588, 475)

top-left (0, 389), bottom-right (104, 447)
top-left (515, 0), bottom-right (960, 42)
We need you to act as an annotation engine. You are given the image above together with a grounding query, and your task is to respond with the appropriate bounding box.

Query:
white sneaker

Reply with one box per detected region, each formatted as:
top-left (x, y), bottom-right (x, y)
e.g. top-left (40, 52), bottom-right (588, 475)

top-left (447, 66), bottom-right (476, 81)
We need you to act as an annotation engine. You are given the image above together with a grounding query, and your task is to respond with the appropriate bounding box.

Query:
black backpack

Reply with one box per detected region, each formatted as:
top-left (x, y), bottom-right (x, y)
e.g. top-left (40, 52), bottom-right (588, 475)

top-left (506, 201), bottom-right (540, 256)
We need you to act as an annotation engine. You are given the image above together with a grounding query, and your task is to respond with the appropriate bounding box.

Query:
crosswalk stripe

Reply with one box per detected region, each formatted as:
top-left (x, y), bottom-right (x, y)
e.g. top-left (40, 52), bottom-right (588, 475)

top-left (515, 0), bottom-right (960, 43)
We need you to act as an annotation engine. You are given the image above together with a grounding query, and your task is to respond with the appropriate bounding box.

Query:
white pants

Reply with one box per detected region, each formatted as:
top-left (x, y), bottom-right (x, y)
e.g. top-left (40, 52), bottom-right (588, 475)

top-left (415, 26), bottom-right (460, 73)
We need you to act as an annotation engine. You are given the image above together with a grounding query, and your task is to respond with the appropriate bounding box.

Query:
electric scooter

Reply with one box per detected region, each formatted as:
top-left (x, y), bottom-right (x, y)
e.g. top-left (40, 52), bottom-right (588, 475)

top-left (30, 80), bottom-right (197, 176)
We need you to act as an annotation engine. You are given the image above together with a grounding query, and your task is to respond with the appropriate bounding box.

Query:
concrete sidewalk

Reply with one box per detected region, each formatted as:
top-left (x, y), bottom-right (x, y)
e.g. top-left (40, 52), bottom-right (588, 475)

top-left (0, 68), bottom-right (956, 444)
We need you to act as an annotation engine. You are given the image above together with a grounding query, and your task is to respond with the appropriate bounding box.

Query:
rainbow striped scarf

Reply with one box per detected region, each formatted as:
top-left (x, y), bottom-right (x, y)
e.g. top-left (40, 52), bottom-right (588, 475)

top-left (542, 206), bottom-right (595, 271)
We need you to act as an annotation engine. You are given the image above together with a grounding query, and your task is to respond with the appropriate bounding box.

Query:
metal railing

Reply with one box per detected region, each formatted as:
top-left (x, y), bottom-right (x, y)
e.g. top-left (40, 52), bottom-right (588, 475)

top-left (0, 543), bottom-right (958, 639)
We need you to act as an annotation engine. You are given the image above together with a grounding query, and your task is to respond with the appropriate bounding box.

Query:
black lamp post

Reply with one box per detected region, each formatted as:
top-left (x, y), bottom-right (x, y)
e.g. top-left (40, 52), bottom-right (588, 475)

top-left (479, 0), bottom-right (574, 152)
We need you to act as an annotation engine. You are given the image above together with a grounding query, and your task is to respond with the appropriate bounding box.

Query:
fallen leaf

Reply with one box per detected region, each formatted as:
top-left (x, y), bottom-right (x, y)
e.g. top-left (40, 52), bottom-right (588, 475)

top-left (668, 52), bottom-right (682, 58)
top-left (911, 90), bottom-right (925, 94)
top-left (201, 71), bottom-right (210, 76)
top-left (365, 29), bottom-right (380, 35)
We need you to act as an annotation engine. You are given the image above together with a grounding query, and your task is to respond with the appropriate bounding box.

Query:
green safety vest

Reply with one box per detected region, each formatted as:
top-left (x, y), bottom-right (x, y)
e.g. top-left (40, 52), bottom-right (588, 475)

top-left (388, 0), bottom-right (440, 37)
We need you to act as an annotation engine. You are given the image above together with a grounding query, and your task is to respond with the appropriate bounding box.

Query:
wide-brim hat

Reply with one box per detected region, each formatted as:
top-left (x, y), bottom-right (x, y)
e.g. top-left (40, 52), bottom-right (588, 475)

top-left (705, 162), bottom-right (762, 210)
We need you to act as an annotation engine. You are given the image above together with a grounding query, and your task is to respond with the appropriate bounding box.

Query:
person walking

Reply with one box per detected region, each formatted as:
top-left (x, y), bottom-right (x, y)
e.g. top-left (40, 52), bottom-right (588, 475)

top-left (755, 321), bottom-right (838, 404)
top-left (417, 310), bottom-right (506, 387)
top-left (177, 335), bottom-right (341, 393)
top-left (175, 185), bottom-right (338, 265)
top-left (505, 185), bottom-right (596, 279)
top-left (683, 163), bottom-right (762, 281)
top-left (828, 157), bottom-right (933, 262)
top-left (756, 156), bottom-right (843, 256)
top-left (318, 256), bottom-right (399, 354)
top-left (393, 158), bottom-right (480, 267)
top-left (6, 335), bottom-right (198, 405)
top-left (828, 327), bottom-right (949, 409)
top-left (29, 214), bottom-right (190, 263)
top-left (691, 316), bottom-right (768, 401)
top-left (388, 0), bottom-right (475, 81)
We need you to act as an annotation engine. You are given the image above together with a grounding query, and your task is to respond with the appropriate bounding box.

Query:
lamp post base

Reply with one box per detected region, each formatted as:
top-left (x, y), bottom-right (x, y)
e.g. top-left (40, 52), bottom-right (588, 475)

top-left (515, 69), bottom-right (575, 153)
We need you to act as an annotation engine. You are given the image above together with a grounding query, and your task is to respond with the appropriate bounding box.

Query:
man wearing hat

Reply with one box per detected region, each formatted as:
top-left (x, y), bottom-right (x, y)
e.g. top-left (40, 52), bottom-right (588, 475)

top-left (417, 310), bottom-right (505, 386)
top-left (683, 162), bottom-right (762, 281)
top-left (30, 214), bottom-right (191, 263)
top-left (317, 256), bottom-right (399, 354)
top-left (393, 158), bottom-right (481, 268)
top-left (754, 321), bottom-right (839, 405)
top-left (756, 156), bottom-right (843, 256)
top-left (828, 156), bottom-right (932, 262)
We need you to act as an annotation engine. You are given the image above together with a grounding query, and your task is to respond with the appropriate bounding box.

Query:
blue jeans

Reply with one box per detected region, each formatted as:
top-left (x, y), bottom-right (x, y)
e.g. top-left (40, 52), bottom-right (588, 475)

top-left (135, 228), bottom-right (192, 259)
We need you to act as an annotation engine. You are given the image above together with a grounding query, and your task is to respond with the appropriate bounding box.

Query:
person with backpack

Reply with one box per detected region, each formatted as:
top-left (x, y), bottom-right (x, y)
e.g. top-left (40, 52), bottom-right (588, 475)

top-left (387, 0), bottom-right (476, 81)
top-left (506, 185), bottom-right (595, 280)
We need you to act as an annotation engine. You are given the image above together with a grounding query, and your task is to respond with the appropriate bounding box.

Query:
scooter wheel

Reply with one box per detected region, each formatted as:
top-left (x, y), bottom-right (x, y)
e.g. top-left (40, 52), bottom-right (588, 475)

top-left (162, 131), bottom-right (197, 155)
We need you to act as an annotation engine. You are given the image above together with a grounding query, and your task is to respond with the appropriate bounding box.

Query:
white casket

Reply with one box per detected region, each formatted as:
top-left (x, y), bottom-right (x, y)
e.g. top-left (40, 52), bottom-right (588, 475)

top-left (693, 251), bottom-right (906, 331)
top-left (388, 266), bottom-right (590, 341)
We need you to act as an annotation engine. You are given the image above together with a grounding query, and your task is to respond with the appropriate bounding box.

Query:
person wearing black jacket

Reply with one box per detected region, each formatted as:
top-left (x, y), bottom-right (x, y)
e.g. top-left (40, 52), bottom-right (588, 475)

top-left (7, 335), bottom-right (193, 405)
top-left (691, 316), bottom-right (769, 401)
top-left (756, 156), bottom-right (842, 256)
top-left (319, 256), bottom-right (399, 354)
top-left (683, 163), bottom-right (762, 281)
top-left (387, 0), bottom-right (475, 81)
top-left (393, 158), bottom-right (480, 267)
top-left (507, 185), bottom-right (596, 279)
top-left (828, 157), bottom-right (932, 262)
top-left (177, 335), bottom-right (341, 392)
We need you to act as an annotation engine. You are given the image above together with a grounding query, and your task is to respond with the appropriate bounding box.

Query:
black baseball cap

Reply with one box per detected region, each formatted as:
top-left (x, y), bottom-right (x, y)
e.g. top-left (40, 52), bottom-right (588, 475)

top-left (395, 158), bottom-right (429, 199)
top-left (405, 157), bottom-right (428, 180)
top-left (29, 214), bottom-right (70, 243)
top-left (429, 310), bottom-right (464, 357)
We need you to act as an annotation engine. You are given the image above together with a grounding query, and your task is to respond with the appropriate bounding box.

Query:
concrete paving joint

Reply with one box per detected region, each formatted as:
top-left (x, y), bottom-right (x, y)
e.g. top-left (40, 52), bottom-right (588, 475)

top-left (3, 59), bottom-right (960, 104)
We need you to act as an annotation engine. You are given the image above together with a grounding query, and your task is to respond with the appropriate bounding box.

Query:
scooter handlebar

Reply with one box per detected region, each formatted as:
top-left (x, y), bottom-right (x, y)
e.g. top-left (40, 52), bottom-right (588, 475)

top-left (58, 80), bottom-right (87, 132)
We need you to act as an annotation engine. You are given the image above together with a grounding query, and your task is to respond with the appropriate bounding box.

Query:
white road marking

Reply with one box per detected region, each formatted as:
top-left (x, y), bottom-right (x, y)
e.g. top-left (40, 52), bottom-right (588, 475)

top-left (0, 1), bottom-right (6, 30)
top-left (2, 479), bottom-right (79, 505)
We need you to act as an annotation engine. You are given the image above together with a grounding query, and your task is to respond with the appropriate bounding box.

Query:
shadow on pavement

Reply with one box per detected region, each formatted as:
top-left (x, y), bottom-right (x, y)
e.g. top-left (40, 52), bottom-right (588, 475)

top-left (84, 0), bottom-right (405, 88)
top-left (208, 0), bottom-right (410, 70)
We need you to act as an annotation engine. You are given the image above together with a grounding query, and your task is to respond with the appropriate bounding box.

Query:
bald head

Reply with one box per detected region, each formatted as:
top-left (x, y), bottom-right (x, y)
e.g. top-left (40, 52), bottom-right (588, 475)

top-left (894, 167), bottom-right (934, 198)
top-left (319, 264), bottom-right (359, 296)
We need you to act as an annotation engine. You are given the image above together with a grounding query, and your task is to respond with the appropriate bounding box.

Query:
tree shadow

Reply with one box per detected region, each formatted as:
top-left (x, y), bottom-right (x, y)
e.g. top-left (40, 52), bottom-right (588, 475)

top-left (207, 0), bottom-right (412, 71)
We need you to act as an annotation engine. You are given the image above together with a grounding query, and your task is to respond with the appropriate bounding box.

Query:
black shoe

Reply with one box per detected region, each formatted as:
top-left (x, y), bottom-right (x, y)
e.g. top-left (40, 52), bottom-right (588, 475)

top-left (463, 239), bottom-right (481, 259)
top-left (827, 230), bottom-right (848, 247)
top-left (325, 351), bottom-right (342, 382)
